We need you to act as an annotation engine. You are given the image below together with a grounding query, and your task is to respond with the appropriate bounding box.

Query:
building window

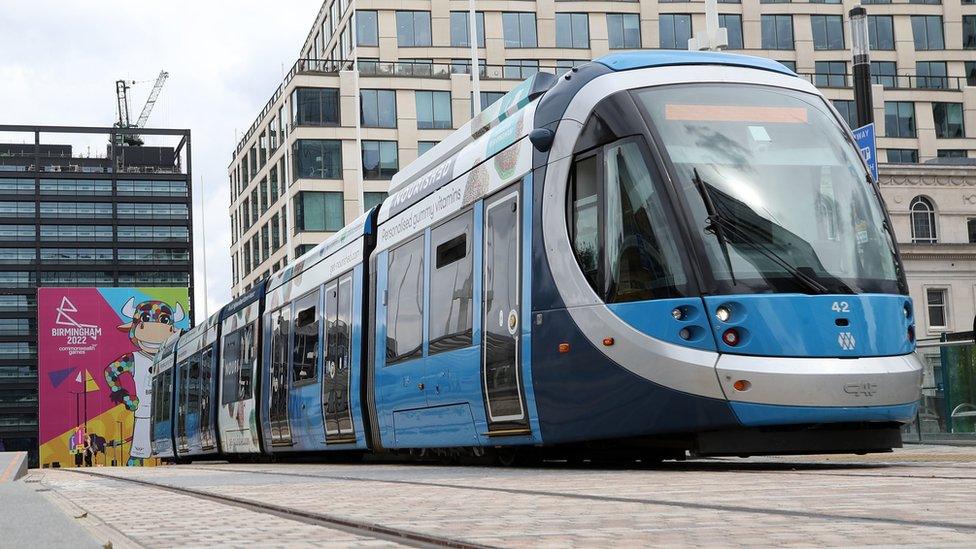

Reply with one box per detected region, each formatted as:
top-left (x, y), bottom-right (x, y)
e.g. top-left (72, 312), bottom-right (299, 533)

top-left (386, 236), bottom-right (424, 364)
top-left (294, 191), bottom-right (344, 232)
top-left (451, 58), bottom-right (486, 76)
top-left (887, 149), bottom-right (918, 164)
top-left (916, 61), bottom-right (948, 89)
top-left (777, 60), bottom-right (797, 72)
top-left (868, 15), bottom-right (895, 50)
top-left (926, 288), bottom-right (947, 330)
top-left (911, 16), bottom-right (944, 50)
top-left (965, 16), bottom-right (976, 49)
top-left (938, 149), bottom-right (968, 159)
top-left (968, 218), bottom-right (976, 243)
top-left (396, 11), bottom-right (432, 47)
top-left (450, 11), bottom-right (485, 48)
top-left (293, 140), bottom-right (342, 179)
top-left (719, 15), bottom-right (744, 49)
top-left (871, 61), bottom-right (897, 88)
top-left (415, 91), bottom-right (452, 129)
top-left (967, 61), bottom-right (976, 86)
top-left (910, 196), bottom-right (937, 243)
top-left (503, 59), bottom-right (540, 80)
top-left (556, 13), bottom-right (590, 49)
top-left (812, 15), bottom-right (844, 50)
top-left (292, 88), bottom-right (340, 126)
top-left (832, 99), bottom-right (857, 129)
top-left (762, 15), bottom-right (794, 50)
top-left (884, 102), bottom-right (916, 138)
top-left (814, 61), bottom-right (846, 88)
top-left (357, 10), bottom-right (378, 46)
top-left (503, 12), bottom-right (537, 48)
top-left (659, 14), bottom-right (692, 49)
top-left (607, 14), bottom-right (641, 49)
top-left (361, 141), bottom-right (398, 180)
top-left (271, 212), bottom-right (281, 250)
top-left (933, 103), bottom-right (965, 139)
top-left (428, 212), bottom-right (474, 355)
top-left (418, 141), bottom-right (437, 156)
top-left (360, 89), bottom-right (397, 128)
top-left (364, 192), bottom-right (387, 212)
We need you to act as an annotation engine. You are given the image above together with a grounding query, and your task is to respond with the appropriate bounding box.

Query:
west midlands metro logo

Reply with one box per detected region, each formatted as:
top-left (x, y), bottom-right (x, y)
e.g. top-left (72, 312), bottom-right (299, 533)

top-left (838, 332), bottom-right (856, 351)
top-left (51, 296), bottom-right (102, 339)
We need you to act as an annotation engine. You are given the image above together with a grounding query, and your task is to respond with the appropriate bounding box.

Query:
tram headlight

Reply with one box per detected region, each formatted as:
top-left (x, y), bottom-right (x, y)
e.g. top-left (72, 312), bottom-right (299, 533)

top-left (722, 328), bottom-right (740, 346)
top-left (671, 307), bottom-right (684, 321)
top-left (715, 306), bottom-right (732, 323)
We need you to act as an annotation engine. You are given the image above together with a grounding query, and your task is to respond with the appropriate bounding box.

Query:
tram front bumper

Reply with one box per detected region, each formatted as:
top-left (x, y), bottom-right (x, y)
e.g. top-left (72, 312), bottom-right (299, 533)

top-left (714, 352), bottom-right (922, 427)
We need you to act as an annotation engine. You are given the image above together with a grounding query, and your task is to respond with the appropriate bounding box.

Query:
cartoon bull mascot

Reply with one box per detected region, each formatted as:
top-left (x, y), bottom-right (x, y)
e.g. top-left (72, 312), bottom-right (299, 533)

top-left (103, 297), bottom-right (184, 465)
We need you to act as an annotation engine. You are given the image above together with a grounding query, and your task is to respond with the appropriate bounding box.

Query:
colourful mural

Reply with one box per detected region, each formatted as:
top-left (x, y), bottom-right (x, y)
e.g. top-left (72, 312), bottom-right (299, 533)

top-left (38, 288), bottom-right (190, 468)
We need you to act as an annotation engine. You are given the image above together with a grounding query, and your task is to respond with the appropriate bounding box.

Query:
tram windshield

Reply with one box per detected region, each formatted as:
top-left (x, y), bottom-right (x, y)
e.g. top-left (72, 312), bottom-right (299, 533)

top-left (635, 83), bottom-right (902, 295)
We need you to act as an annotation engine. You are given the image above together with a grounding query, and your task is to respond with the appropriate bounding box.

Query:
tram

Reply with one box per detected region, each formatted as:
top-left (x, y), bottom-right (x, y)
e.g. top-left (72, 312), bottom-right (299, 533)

top-left (150, 51), bottom-right (922, 462)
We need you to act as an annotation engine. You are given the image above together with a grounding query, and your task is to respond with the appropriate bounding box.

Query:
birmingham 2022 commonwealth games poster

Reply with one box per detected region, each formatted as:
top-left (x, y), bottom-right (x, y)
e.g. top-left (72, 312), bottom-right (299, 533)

top-left (38, 287), bottom-right (190, 467)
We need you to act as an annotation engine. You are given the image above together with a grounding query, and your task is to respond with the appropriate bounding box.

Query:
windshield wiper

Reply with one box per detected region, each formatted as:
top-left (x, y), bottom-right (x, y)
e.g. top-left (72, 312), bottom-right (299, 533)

top-left (692, 170), bottom-right (831, 295)
top-left (692, 169), bottom-right (737, 285)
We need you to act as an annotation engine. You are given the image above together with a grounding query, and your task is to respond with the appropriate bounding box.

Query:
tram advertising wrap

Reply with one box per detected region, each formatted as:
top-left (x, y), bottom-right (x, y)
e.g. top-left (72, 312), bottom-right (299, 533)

top-left (38, 287), bottom-right (190, 468)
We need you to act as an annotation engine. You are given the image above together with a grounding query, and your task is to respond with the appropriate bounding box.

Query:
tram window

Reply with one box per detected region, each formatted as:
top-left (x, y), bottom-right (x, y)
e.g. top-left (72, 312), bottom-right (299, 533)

top-left (429, 212), bottom-right (474, 354)
top-left (239, 323), bottom-right (256, 399)
top-left (604, 140), bottom-right (687, 302)
top-left (199, 347), bottom-right (213, 427)
top-left (386, 235), bottom-right (424, 364)
top-left (188, 353), bottom-right (201, 414)
top-left (221, 323), bottom-right (257, 404)
top-left (570, 154), bottom-right (601, 291)
top-left (569, 140), bottom-right (687, 302)
top-left (292, 291), bottom-right (320, 384)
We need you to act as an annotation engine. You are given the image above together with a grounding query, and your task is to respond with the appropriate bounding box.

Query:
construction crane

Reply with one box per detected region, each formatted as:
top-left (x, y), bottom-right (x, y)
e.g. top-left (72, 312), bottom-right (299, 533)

top-left (114, 70), bottom-right (169, 147)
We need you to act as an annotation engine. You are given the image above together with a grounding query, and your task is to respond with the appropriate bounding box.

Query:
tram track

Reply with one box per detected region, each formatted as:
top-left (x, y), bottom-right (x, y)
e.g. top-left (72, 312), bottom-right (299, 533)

top-left (174, 463), bottom-right (976, 534)
top-left (61, 467), bottom-right (491, 549)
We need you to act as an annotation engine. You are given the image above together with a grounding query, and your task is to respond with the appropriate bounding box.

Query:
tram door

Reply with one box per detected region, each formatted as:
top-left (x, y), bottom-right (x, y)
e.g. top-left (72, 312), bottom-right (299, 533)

top-left (199, 347), bottom-right (215, 450)
top-left (269, 307), bottom-right (292, 445)
top-left (176, 358), bottom-right (189, 451)
top-left (482, 189), bottom-right (528, 431)
top-left (322, 275), bottom-right (355, 441)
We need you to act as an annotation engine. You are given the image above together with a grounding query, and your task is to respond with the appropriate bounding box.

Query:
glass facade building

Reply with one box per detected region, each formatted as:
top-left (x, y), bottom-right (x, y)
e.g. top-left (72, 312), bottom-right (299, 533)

top-left (0, 125), bottom-right (194, 465)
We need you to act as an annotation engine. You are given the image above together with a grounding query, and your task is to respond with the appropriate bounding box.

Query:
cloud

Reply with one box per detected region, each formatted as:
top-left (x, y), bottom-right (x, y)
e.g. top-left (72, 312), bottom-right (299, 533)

top-left (0, 0), bottom-right (320, 317)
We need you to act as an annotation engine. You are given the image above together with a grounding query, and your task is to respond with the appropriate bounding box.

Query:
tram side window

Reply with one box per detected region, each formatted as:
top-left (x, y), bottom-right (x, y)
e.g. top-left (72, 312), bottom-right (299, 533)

top-left (568, 139), bottom-right (687, 303)
top-left (221, 323), bottom-right (257, 404)
top-left (292, 291), bottom-right (320, 384)
top-left (199, 347), bottom-right (213, 422)
top-left (429, 212), bottom-right (474, 354)
top-left (386, 235), bottom-right (424, 364)
top-left (188, 353), bottom-right (201, 415)
top-left (570, 154), bottom-right (600, 290)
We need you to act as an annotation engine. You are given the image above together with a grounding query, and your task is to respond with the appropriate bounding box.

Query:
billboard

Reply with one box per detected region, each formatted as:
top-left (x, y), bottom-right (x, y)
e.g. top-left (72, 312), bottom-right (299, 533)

top-left (38, 288), bottom-right (190, 467)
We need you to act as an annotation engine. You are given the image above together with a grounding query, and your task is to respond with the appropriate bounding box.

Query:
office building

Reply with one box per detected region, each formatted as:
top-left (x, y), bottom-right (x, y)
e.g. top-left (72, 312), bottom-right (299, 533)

top-left (0, 125), bottom-right (194, 465)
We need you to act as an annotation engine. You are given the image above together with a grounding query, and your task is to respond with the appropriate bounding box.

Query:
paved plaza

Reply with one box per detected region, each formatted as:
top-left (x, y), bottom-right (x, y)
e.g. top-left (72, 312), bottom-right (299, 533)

top-left (14, 444), bottom-right (976, 548)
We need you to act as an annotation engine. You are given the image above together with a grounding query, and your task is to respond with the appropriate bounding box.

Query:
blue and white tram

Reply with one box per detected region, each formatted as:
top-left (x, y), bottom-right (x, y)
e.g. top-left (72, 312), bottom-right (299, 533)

top-left (151, 51), bottom-right (922, 461)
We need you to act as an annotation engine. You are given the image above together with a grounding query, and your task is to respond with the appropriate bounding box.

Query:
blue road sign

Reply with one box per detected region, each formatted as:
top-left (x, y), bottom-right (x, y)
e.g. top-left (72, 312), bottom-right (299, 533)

top-left (853, 123), bottom-right (878, 182)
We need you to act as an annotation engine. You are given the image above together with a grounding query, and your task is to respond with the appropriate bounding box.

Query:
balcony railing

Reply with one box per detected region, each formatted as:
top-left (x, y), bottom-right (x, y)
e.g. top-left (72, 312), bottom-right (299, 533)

top-left (234, 58), bottom-right (571, 157)
top-left (797, 72), bottom-right (971, 91)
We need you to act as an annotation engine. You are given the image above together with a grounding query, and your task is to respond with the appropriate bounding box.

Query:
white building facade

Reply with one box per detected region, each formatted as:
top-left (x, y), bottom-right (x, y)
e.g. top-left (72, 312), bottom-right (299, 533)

top-left (228, 0), bottom-right (976, 298)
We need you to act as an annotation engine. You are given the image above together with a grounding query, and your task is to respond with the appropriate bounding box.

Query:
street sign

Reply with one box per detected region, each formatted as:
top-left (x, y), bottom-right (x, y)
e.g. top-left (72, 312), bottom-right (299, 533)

top-left (853, 123), bottom-right (878, 182)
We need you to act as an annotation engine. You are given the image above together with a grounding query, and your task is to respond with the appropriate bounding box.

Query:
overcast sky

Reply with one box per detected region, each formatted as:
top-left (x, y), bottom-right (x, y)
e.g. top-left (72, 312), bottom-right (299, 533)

top-left (0, 0), bottom-right (321, 317)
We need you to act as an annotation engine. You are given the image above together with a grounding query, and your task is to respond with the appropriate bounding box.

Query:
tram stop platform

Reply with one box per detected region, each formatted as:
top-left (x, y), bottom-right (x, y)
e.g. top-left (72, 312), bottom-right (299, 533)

top-left (7, 444), bottom-right (976, 548)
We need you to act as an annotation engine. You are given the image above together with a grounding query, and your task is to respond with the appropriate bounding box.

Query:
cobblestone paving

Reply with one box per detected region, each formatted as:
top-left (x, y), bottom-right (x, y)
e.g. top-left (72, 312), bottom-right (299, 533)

top-left (35, 445), bottom-right (976, 548)
top-left (34, 470), bottom-right (403, 548)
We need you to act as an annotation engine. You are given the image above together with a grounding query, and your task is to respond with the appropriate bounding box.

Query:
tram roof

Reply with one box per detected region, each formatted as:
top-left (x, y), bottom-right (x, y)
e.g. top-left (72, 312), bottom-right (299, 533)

top-left (594, 51), bottom-right (795, 77)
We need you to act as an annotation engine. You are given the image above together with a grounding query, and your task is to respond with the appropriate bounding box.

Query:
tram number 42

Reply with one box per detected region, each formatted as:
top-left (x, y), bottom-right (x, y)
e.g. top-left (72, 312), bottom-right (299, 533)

top-left (831, 301), bottom-right (851, 313)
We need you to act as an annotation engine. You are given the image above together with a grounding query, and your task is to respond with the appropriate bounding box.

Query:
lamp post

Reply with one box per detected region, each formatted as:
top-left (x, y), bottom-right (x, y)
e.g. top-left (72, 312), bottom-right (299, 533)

top-left (849, 6), bottom-right (874, 127)
top-left (468, 0), bottom-right (481, 113)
